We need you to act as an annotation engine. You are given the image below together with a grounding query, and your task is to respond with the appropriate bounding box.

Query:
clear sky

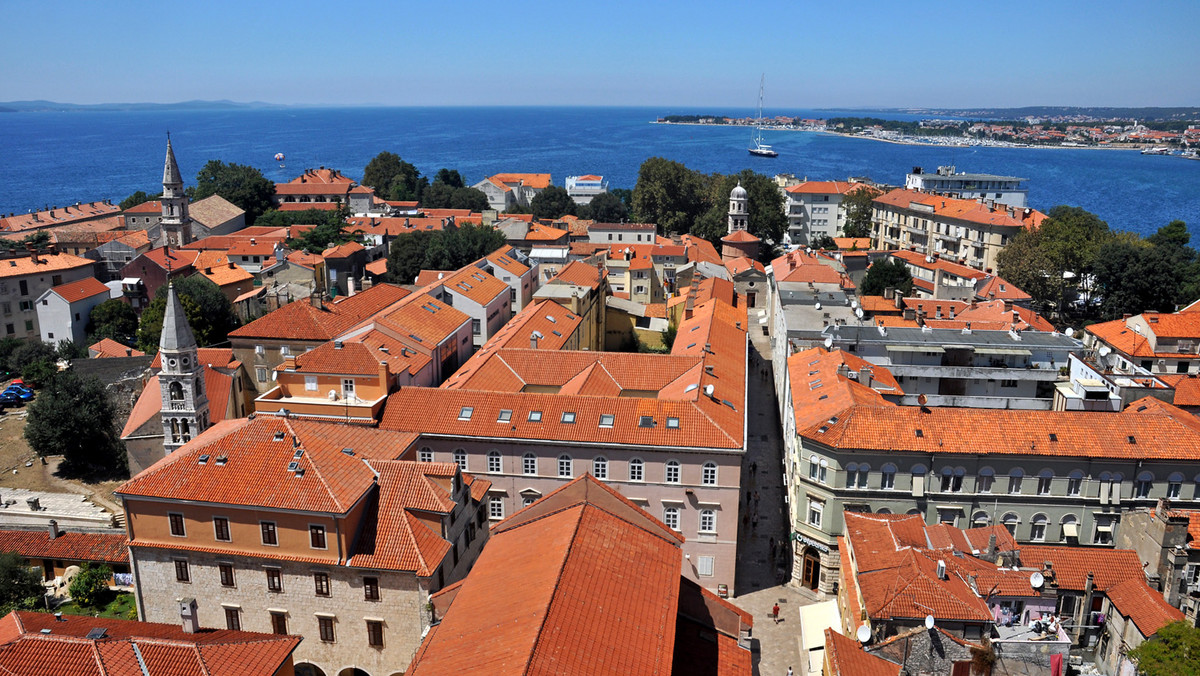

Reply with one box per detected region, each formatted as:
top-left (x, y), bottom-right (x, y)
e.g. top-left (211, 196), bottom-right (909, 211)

top-left (3, 0), bottom-right (1198, 108)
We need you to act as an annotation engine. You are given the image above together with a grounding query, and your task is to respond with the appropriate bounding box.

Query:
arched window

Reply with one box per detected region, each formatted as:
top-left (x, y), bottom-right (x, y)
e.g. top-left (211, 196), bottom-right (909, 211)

top-left (1037, 469), bottom-right (1054, 495)
top-left (1030, 513), bottom-right (1048, 541)
top-left (629, 458), bottom-right (644, 482)
top-left (418, 447), bottom-right (433, 463)
top-left (592, 456), bottom-right (608, 480)
top-left (169, 381), bottom-right (184, 401)
top-left (977, 467), bottom-right (995, 493)
top-left (1008, 468), bottom-right (1024, 495)
top-left (1067, 470), bottom-right (1084, 496)
top-left (558, 454), bottom-right (572, 478)
top-left (881, 463), bottom-right (897, 490)
top-left (940, 467), bottom-right (965, 493)
top-left (808, 455), bottom-right (820, 481)
top-left (1167, 472), bottom-right (1184, 499)
top-left (453, 449), bottom-right (467, 472)
top-left (699, 509), bottom-right (716, 533)
top-left (487, 450), bottom-right (501, 474)
top-left (1135, 471), bottom-right (1154, 499)
top-left (876, 508), bottom-right (892, 515)
top-left (181, 420), bottom-right (191, 442)
top-left (663, 506), bottom-right (680, 531)
top-left (1002, 512), bottom-right (1020, 535)
top-left (194, 378), bottom-right (202, 398)
top-left (1060, 514), bottom-right (1079, 542)
top-left (665, 460), bottom-right (681, 484)
top-left (170, 418), bottom-right (179, 443)
top-left (906, 508), bottom-right (922, 516)
top-left (972, 510), bottom-right (990, 527)
top-left (702, 462), bottom-right (717, 486)
top-left (522, 453), bottom-right (536, 475)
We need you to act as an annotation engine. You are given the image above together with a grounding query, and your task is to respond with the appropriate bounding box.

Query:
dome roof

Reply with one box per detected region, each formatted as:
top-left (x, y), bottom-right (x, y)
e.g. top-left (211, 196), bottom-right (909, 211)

top-left (730, 182), bottom-right (747, 199)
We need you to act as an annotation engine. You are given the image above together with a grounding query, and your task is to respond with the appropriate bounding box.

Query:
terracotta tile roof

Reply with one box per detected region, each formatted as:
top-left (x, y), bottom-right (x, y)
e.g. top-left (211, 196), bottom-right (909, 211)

top-left (289, 340), bottom-right (384, 376)
top-left (414, 270), bottom-right (453, 287)
top-left (1017, 546), bottom-right (1146, 592)
top-left (117, 417), bottom-right (413, 513)
top-left (188, 194), bottom-right (244, 226)
top-left (48, 277), bottom-right (109, 304)
top-left (644, 303), bottom-right (667, 319)
top-left (277, 201), bottom-right (341, 211)
top-left (720, 229), bottom-right (760, 243)
top-left (788, 348), bottom-right (897, 434)
top-left (285, 250), bottom-right (323, 269)
top-left (447, 300), bottom-right (581, 369)
top-left (976, 275), bottom-right (1031, 302)
top-left (923, 300), bottom-right (1055, 333)
top-left (0, 252), bottom-right (95, 279)
top-left (111, 230), bottom-right (150, 250)
top-left (0, 611), bottom-right (300, 676)
top-left (786, 181), bottom-right (878, 196)
top-left (725, 256), bottom-right (765, 276)
top-left (122, 200), bottom-right (163, 214)
top-left (668, 278), bottom-right (737, 310)
top-left (888, 250), bottom-right (988, 281)
top-left (833, 237), bottom-right (872, 250)
top-left (120, 367), bottom-right (232, 438)
top-left (770, 250), bottom-right (852, 287)
top-left (1137, 311), bottom-right (1200, 339)
top-left (1160, 374), bottom-right (1200, 407)
top-left (365, 258), bottom-right (388, 276)
top-left (857, 295), bottom-right (900, 314)
top-left (284, 168), bottom-right (355, 186)
top-left (523, 223), bottom-right (569, 241)
top-left (0, 529), bottom-right (128, 564)
top-left (824, 628), bottom-right (901, 676)
top-left (198, 262), bottom-right (253, 288)
top-left (88, 338), bottom-right (144, 359)
top-left (874, 189), bottom-right (1047, 230)
top-left (230, 283), bottom-right (410, 341)
top-left (407, 474), bottom-right (684, 676)
top-left (680, 235), bottom-right (723, 265)
top-left (140, 247), bottom-right (199, 272)
top-left (227, 240), bottom-right (277, 257)
top-left (487, 173), bottom-right (552, 190)
top-left (484, 249), bottom-right (530, 277)
top-left (0, 202), bottom-right (120, 232)
top-left (150, 348), bottom-right (237, 370)
top-left (321, 241), bottom-right (364, 259)
top-left (1103, 578), bottom-right (1184, 636)
top-left (375, 292), bottom-right (470, 347)
top-left (548, 260), bottom-right (604, 290)
top-left (436, 267), bottom-right (509, 306)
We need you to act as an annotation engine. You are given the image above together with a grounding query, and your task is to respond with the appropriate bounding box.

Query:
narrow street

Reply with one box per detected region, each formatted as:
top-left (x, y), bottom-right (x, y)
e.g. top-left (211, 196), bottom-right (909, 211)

top-left (731, 322), bottom-right (818, 676)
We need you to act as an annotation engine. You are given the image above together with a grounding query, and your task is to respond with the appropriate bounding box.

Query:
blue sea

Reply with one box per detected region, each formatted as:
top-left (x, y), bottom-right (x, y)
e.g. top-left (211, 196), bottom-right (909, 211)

top-left (1, 106), bottom-right (1197, 239)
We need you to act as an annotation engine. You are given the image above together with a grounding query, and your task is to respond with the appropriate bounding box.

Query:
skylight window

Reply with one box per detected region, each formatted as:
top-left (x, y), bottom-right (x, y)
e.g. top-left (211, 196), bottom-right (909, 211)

top-left (1049, 433), bottom-right (1058, 441)
top-left (561, 412), bottom-right (576, 424)
top-left (599, 414), bottom-right (615, 428)
top-left (638, 416), bottom-right (655, 428)
top-left (915, 429), bottom-right (924, 438)
top-left (497, 409), bottom-right (512, 423)
top-left (458, 407), bottom-right (474, 421)
top-left (528, 410), bottom-right (543, 422)
top-left (665, 417), bottom-right (679, 429)
top-left (687, 343), bottom-right (697, 349)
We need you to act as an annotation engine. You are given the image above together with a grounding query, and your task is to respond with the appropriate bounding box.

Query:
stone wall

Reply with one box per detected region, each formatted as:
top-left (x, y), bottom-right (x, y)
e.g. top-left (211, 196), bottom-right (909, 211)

top-left (869, 627), bottom-right (980, 676)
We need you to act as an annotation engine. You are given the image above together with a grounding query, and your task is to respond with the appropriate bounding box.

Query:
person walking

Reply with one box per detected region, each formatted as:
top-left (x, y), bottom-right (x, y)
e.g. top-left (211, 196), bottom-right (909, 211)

top-left (786, 667), bottom-right (793, 676)
top-left (772, 603), bottom-right (780, 624)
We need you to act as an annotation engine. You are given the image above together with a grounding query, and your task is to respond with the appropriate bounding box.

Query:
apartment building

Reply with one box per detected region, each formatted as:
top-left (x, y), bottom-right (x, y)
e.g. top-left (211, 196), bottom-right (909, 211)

top-left (871, 189), bottom-right (1047, 272)
top-left (470, 173), bottom-right (551, 212)
top-left (905, 165), bottom-right (1029, 208)
top-left (564, 174), bottom-right (609, 205)
top-left (35, 276), bottom-right (112, 345)
top-left (1085, 305), bottom-right (1200, 375)
top-left (116, 416), bottom-right (491, 676)
top-left (475, 247), bottom-right (536, 315)
top-left (783, 181), bottom-right (876, 246)
top-left (0, 250), bottom-right (97, 339)
top-left (421, 266), bottom-right (510, 348)
top-left (274, 167), bottom-right (357, 207)
top-left (587, 222), bottom-right (657, 245)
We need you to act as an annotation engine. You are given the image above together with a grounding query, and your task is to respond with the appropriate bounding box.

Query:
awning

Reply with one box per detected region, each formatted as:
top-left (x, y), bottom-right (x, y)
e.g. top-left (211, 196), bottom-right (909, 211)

top-left (975, 347), bottom-right (1033, 356)
top-left (886, 345), bottom-right (945, 353)
top-left (1096, 523), bottom-right (1113, 533)
top-left (1062, 523), bottom-right (1079, 538)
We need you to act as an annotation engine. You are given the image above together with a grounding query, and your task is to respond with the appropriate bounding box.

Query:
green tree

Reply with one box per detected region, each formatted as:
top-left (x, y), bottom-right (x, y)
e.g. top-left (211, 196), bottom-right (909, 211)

top-left (530, 186), bottom-right (576, 220)
top-left (254, 205), bottom-right (348, 230)
top-left (433, 168), bottom-right (465, 189)
top-left (86, 300), bottom-right (139, 345)
top-left (119, 190), bottom-right (156, 211)
top-left (1093, 221), bottom-right (1197, 319)
top-left (68, 563), bottom-right (112, 608)
top-left (192, 160), bottom-right (275, 225)
top-left (136, 277), bottom-right (239, 354)
top-left (610, 188), bottom-right (633, 209)
top-left (0, 551), bottom-right (44, 612)
top-left (860, 259), bottom-right (914, 297)
top-left (692, 170), bottom-right (786, 249)
top-left (997, 205), bottom-right (1112, 316)
top-left (387, 230), bottom-right (435, 284)
top-left (7, 340), bottom-right (56, 377)
top-left (579, 191), bottom-right (630, 223)
top-left (362, 152), bottom-right (427, 201)
top-left (0, 338), bottom-right (22, 378)
top-left (55, 340), bottom-right (87, 361)
top-left (420, 183), bottom-right (456, 209)
top-left (25, 370), bottom-right (127, 478)
top-left (386, 225), bottom-right (508, 284)
top-left (632, 157), bottom-right (707, 235)
top-left (1127, 620), bottom-right (1200, 676)
top-left (841, 187), bottom-right (875, 239)
top-left (285, 209), bottom-right (360, 254)
top-left (810, 234), bottom-right (837, 250)
top-left (448, 187), bottom-right (490, 212)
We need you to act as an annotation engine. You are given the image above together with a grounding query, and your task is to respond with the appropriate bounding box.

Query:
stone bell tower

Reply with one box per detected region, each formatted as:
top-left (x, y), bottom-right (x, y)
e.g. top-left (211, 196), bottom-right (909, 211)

top-left (160, 135), bottom-right (193, 248)
top-left (159, 283), bottom-right (209, 453)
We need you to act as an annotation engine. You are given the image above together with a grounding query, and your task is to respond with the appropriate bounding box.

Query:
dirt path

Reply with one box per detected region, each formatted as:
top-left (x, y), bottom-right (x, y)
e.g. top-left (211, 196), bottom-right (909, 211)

top-left (0, 410), bottom-right (123, 516)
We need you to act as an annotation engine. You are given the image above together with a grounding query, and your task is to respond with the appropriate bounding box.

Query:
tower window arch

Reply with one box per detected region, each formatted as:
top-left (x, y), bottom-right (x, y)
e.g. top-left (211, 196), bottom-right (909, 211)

top-left (169, 381), bottom-right (184, 401)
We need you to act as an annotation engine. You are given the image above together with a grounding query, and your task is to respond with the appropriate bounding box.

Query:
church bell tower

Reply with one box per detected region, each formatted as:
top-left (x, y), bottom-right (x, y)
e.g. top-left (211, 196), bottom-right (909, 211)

top-left (160, 135), bottom-right (193, 247)
top-left (159, 283), bottom-right (209, 453)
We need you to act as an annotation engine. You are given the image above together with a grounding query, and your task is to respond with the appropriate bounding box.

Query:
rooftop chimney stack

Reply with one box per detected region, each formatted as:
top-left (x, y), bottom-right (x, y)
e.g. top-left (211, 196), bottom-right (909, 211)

top-left (179, 598), bottom-right (199, 634)
top-left (47, 519), bottom-right (58, 540)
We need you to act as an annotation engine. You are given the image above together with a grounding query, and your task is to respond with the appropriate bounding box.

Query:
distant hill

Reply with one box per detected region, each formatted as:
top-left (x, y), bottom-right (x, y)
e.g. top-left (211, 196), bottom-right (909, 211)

top-left (895, 106), bottom-right (1200, 122)
top-left (0, 99), bottom-right (291, 113)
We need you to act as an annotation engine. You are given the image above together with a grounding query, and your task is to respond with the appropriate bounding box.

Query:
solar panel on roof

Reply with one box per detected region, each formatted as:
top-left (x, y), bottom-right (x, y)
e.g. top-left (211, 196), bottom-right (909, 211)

top-left (85, 628), bottom-right (107, 640)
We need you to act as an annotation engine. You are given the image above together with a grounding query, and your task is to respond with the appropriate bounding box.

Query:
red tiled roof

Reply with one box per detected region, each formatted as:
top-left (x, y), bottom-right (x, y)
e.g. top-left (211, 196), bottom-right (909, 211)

top-left (1018, 546), bottom-right (1147, 592)
top-left (88, 338), bottom-right (144, 359)
top-left (786, 181), bottom-right (877, 196)
top-left (321, 241), bottom-right (364, 259)
top-left (888, 250), bottom-right (988, 281)
top-left (122, 201), bottom-right (162, 214)
top-left (434, 267), bottom-right (509, 306)
top-left (725, 256), bottom-right (765, 276)
top-left (150, 348), bottom-right (237, 370)
top-left (483, 249), bottom-right (530, 277)
top-left (976, 275), bottom-right (1031, 302)
top-left (833, 237), bottom-right (872, 250)
top-left (824, 628), bottom-right (901, 676)
top-left (365, 258), bottom-right (388, 276)
top-left (229, 283), bottom-right (410, 341)
top-left (874, 189), bottom-right (1047, 230)
top-left (375, 292), bottom-right (470, 347)
top-left (0, 252), bottom-right (96, 279)
top-left (1160, 374), bottom-right (1200, 407)
top-left (198, 262), bottom-right (253, 288)
top-left (0, 529), bottom-right (127, 564)
top-left (720, 229), bottom-right (760, 243)
top-left (277, 201), bottom-right (341, 211)
top-left (0, 611), bottom-right (300, 676)
top-left (284, 168), bottom-right (355, 185)
top-left (227, 240), bottom-right (277, 257)
top-left (487, 173), bottom-right (552, 190)
top-left (523, 223), bottom-right (568, 241)
top-left (0, 202), bottom-right (120, 232)
top-left (548, 260), bottom-right (604, 290)
top-left (680, 235), bottom-right (723, 265)
top-left (1103, 578), bottom-right (1184, 636)
top-left (770, 250), bottom-right (852, 287)
top-left (285, 250), bottom-right (323, 269)
top-left (48, 277), bottom-right (108, 304)
top-left (120, 367), bottom-right (232, 438)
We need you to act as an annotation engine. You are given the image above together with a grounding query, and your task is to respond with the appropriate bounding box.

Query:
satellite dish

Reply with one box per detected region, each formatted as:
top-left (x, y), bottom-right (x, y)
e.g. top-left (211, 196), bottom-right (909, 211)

top-left (925, 255), bottom-right (934, 263)
top-left (824, 337), bottom-right (833, 349)
top-left (925, 615), bottom-right (935, 630)
top-left (1064, 327), bottom-right (1075, 338)
top-left (815, 302), bottom-right (822, 310)
top-left (855, 308), bottom-right (865, 319)
top-left (1098, 346), bottom-right (1112, 358)
top-left (856, 624), bottom-right (871, 643)
top-left (1030, 572), bottom-right (1045, 589)
top-left (851, 299), bottom-right (859, 309)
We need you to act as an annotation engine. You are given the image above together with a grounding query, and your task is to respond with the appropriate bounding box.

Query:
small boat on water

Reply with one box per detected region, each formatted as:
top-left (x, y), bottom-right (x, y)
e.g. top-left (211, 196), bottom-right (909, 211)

top-left (1141, 147), bottom-right (1171, 155)
top-left (748, 75), bottom-right (778, 158)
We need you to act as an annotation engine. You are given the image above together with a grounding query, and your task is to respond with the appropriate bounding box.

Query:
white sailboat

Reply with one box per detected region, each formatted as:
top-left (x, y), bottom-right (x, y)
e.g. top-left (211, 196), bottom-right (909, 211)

top-left (748, 74), bottom-right (778, 158)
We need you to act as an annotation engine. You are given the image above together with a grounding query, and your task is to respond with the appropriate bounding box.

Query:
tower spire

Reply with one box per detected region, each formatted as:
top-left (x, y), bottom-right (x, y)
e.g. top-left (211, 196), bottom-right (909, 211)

top-left (159, 135), bottom-right (192, 247)
top-left (163, 135), bottom-right (182, 187)
top-left (160, 282), bottom-right (196, 352)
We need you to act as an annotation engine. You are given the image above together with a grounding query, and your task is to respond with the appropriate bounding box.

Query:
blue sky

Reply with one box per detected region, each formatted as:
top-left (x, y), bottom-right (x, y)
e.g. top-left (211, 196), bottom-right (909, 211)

top-left (3, 0), bottom-right (1198, 108)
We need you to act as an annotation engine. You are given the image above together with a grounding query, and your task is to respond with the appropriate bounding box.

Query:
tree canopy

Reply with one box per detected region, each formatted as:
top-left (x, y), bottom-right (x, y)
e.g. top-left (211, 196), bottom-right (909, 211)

top-left (191, 160), bottom-right (275, 225)
top-left (387, 225), bottom-right (507, 284)
top-left (690, 170), bottom-right (786, 249)
top-left (362, 152), bottom-right (427, 201)
top-left (87, 299), bottom-right (139, 346)
top-left (530, 186), bottom-right (576, 220)
top-left (1127, 620), bottom-right (1200, 676)
top-left (0, 551), bottom-right (43, 612)
top-left (841, 187), bottom-right (875, 239)
top-left (578, 191), bottom-right (630, 223)
top-left (632, 157), bottom-right (707, 236)
top-left (996, 205), bottom-right (1113, 317)
top-left (1092, 221), bottom-right (1197, 319)
top-left (69, 563), bottom-right (113, 607)
top-left (861, 259), bottom-right (914, 297)
top-left (136, 276), bottom-right (239, 354)
top-left (25, 370), bottom-right (128, 479)
top-left (119, 190), bottom-right (157, 211)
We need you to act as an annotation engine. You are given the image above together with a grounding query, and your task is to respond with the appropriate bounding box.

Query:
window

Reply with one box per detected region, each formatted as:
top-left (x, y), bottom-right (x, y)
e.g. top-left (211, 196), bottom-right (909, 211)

top-left (213, 517), bottom-right (230, 542)
top-left (266, 568), bottom-right (283, 592)
top-left (224, 608), bottom-right (240, 631)
top-left (366, 620), bottom-right (384, 647)
top-left (599, 414), bottom-right (614, 428)
top-left (665, 460), bottom-right (681, 484)
top-left (219, 563), bottom-right (234, 587)
top-left (255, 344), bottom-right (265, 355)
top-left (881, 464), bottom-right (896, 490)
top-left (1067, 470), bottom-right (1083, 496)
top-left (19, 301), bottom-right (33, 312)
top-left (1002, 512), bottom-right (1020, 535)
top-left (363, 577), bottom-right (380, 601)
top-left (1135, 471), bottom-right (1153, 499)
top-left (1008, 469), bottom-right (1024, 495)
top-left (174, 559), bottom-right (190, 582)
top-left (523, 496), bottom-right (536, 507)
top-left (702, 462), bottom-right (717, 486)
top-left (697, 555), bottom-right (715, 577)
top-left (310, 525), bottom-right (327, 549)
top-left (453, 449), bottom-right (467, 471)
top-left (558, 454), bottom-right (572, 477)
top-left (940, 467), bottom-right (964, 493)
top-left (1167, 472), bottom-right (1184, 499)
top-left (169, 513), bottom-right (186, 537)
top-left (807, 498), bottom-right (824, 528)
top-left (977, 467), bottom-right (995, 493)
top-left (256, 367), bottom-right (268, 382)
top-left (592, 456), bottom-right (608, 479)
top-left (809, 455), bottom-right (819, 480)
top-left (666, 417), bottom-right (679, 429)
top-left (487, 450), bottom-right (501, 473)
top-left (318, 616), bottom-right (335, 642)
top-left (663, 506), bottom-right (680, 531)
top-left (523, 453), bottom-right (537, 475)
top-left (561, 411), bottom-right (576, 424)
top-left (1094, 516), bottom-right (1115, 545)
top-left (489, 496), bottom-right (504, 520)
top-left (314, 572), bottom-right (330, 597)
top-left (845, 463), bottom-right (868, 489)
top-left (471, 318), bottom-right (481, 335)
top-left (699, 509), bottom-right (716, 533)
top-left (497, 409), bottom-right (512, 423)
top-left (1037, 470), bottom-right (1054, 496)
top-left (419, 447), bottom-right (433, 463)
top-left (304, 375), bottom-right (317, 391)
top-left (972, 511), bottom-right (990, 528)
top-left (1061, 515), bottom-right (1080, 542)
top-left (22, 320), bottom-right (31, 332)
top-left (1031, 514), bottom-right (1048, 541)
top-left (630, 458), bottom-right (644, 482)
top-left (270, 612), bottom-right (287, 635)
top-left (280, 345), bottom-right (290, 356)
top-left (911, 465), bottom-right (927, 497)
top-left (341, 378), bottom-right (355, 399)
top-left (261, 522), bottom-right (277, 546)
top-left (528, 410), bottom-right (543, 422)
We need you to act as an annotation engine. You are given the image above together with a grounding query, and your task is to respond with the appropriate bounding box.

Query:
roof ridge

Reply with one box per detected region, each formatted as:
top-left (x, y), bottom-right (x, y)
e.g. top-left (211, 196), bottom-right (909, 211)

top-left (287, 420), bottom-right (349, 514)
top-left (192, 642), bottom-right (212, 676)
top-left (522, 505), bottom-right (586, 676)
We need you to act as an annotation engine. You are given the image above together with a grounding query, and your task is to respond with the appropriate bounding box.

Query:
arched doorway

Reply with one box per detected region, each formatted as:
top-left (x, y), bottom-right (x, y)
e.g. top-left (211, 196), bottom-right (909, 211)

top-left (801, 546), bottom-right (820, 590)
top-left (295, 664), bottom-right (327, 676)
top-left (337, 669), bottom-right (371, 676)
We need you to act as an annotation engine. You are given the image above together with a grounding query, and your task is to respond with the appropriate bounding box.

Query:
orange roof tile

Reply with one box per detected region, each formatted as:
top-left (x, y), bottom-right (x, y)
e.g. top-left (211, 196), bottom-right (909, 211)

top-left (1160, 374), bottom-right (1200, 407)
top-left (1018, 546), bottom-right (1147, 592)
top-left (720, 229), bottom-right (760, 243)
top-left (435, 267), bottom-right (509, 306)
top-left (824, 628), bottom-right (901, 676)
top-left (227, 240), bottom-right (277, 257)
top-left (483, 249), bottom-right (530, 277)
top-left (198, 262), bottom-right (253, 287)
top-left (0, 202), bottom-right (120, 232)
top-left (888, 250), bottom-right (988, 281)
top-left (284, 168), bottom-right (355, 185)
top-left (122, 200), bottom-right (163, 214)
top-left (88, 338), bottom-right (144, 359)
top-left (375, 292), bottom-right (470, 347)
top-left (786, 181), bottom-right (877, 196)
top-left (874, 189), bottom-right (1047, 230)
top-left (140, 247), bottom-right (199, 272)
top-left (976, 275), bottom-right (1031, 302)
top-left (277, 201), bottom-right (342, 211)
top-left (832, 237), bottom-right (872, 250)
top-left (0, 529), bottom-right (128, 565)
top-left (365, 258), bottom-right (388, 276)
top-left (285, 250), bottom-right (323, 269)
top-left (725, 256), bottom-right (765, 276)
top-left (548, 260), bottom-right (604, 290)
top-left (770, 250), bottom-right (852, 287)
top-left (487, 173), bottom-right (552, 190)
top-left (0, 252), bottom-right (96, 279)
top-left (120, 367), bottom-right (233, 438)
top-left (150, 348), bottom-right (237, 370)
top-left (321, 241), bottom-right (364, 259)
top-left (523, 223), bottom-right (569, 241)
top-left (1103, 579), bottom-right (1184, 637)
top-left (48, 277), bottom-right (109, 304)
top-left (230, 283), bottom-right (410, 341)
top-left (680, 235), bottom-right (723, 266)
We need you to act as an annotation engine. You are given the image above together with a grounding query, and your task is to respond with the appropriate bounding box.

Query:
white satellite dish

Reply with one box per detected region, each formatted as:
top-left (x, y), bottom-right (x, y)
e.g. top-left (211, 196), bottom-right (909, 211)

top-left (851, 299), bottom-right (859, 309)
top-left (855, 308), bottom-right (865, 319)
top-left (1030, 572), bottom-right (1045, 589)
top-left (856, 624), bottom-right (871, 643)
top-left (815, 302), bottom-right (822, 310)
top-left (1064, 327), bottom-right (1075, 338)
top-left (824, 337), bottom-right (833, 349)
top-left (1098, 346), bottom-right (1111, 358)
top-left (924, 615), bottom-right (935, 630)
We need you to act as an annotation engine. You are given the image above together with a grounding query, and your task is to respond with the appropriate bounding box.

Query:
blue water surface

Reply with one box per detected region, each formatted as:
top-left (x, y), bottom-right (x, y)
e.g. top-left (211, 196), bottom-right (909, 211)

top-left (0, 106), bottom-right (1196, 238)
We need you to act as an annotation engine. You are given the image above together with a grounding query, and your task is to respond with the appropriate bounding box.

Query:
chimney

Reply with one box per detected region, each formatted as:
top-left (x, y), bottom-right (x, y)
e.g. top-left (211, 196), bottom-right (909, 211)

top-left (530, 332), bottom-right (539, 349)
top-left (48, 520), bottom-right (58, 540)
top-left (179, 597), bottom-right (199, 634)
top-left (25, 497), bottom-right (40, 511)
top-left (685, 293), bottom-right (695, 321)
top-left (858, 365), bottom-right (872, 387)
top-left (1003, 300), bottom-right (1013, 312)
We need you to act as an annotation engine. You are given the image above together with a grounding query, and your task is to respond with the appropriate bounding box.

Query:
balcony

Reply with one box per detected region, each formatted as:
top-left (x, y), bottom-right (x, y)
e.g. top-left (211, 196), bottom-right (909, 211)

top-left (254, 386), bottom-right (386, 425)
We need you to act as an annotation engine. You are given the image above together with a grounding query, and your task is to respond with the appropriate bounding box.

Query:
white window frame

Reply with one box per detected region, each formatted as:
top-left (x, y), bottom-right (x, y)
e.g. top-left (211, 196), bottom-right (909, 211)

top-left (487, 450), bottom-right (501, 474)
top-left (592, 456), bottom-right (608, 479)
top-left (699, 509), bottom-right (716, 533)
top-left (558, 454), bottom-right (572, 478)
top-left (807, 498), bottom-right (824, 528)
top-left (453, 449), bottom-right (467, 472)
top-left (418, 448), bottom-right (433, 463)
top-left (304, 375), bottom-right (318, 391)
top-left (489, 496), bottom-right (504, 520)
top-left (702, 462), bottom-right (717, 486)
top-left (665, 460), bottom-right (681, 484)
top-left (663, 506), bottom-right (680, 531)
top-left (629, 458), bottom-right (644, 482)
top-left (523, 453), bottom-right (537, 475)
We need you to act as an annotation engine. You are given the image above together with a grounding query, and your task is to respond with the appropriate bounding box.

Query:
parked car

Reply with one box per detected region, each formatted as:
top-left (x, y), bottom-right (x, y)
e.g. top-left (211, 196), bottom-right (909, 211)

top-left (0, 392), bottom-right (23, 407)
top-left (3, 385), bottom-right (34, 402)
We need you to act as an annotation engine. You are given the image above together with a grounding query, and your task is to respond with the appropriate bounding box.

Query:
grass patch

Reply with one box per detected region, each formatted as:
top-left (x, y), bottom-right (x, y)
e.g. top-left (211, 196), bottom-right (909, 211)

top-left (53, 590), bottom-right (137, 620)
